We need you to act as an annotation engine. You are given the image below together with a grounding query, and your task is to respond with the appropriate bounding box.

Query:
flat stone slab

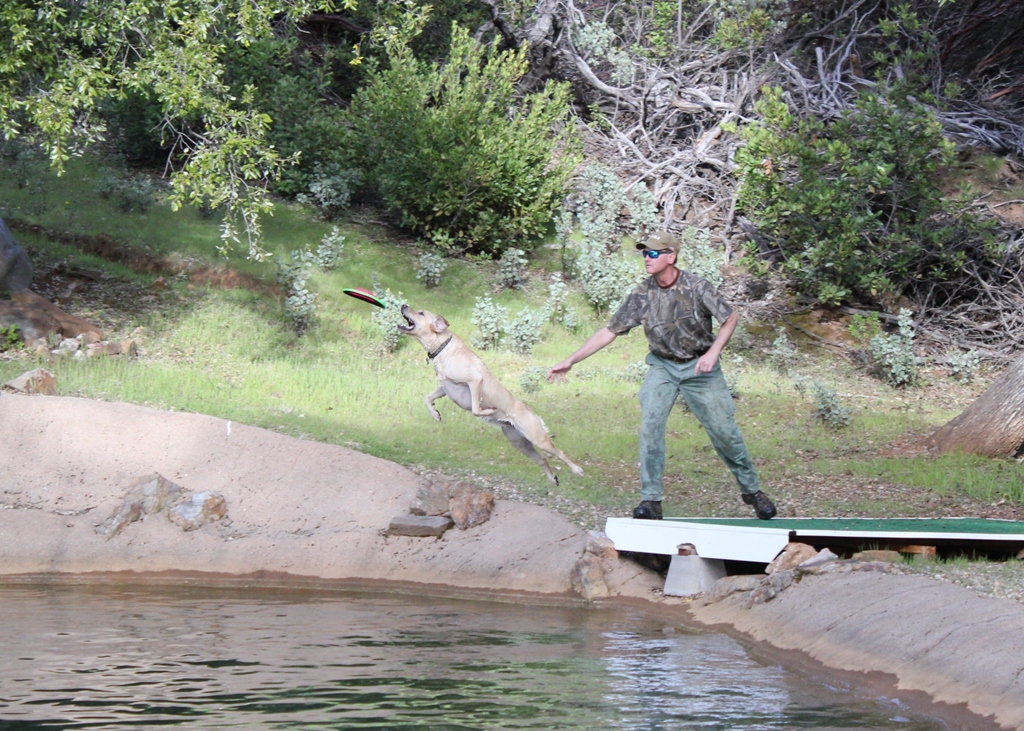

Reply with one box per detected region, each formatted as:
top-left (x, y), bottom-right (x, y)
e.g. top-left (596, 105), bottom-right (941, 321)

top-left (388, 514), bottom-right (453, 538)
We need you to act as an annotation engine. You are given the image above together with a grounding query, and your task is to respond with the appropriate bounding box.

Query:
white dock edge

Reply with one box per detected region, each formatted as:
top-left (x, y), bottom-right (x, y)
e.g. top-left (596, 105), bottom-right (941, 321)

top-left (605, 517), bottom-right (791, 563)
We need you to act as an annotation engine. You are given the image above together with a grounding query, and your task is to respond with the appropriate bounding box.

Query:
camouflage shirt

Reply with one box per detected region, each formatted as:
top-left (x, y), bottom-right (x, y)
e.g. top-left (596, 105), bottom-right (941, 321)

top-left (607, 270), bottom-right (733, 361)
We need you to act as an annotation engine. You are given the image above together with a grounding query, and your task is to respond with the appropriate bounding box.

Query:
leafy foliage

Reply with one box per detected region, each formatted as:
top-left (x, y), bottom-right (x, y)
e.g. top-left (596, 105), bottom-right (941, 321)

top-left (519, 366), bottom-right (546, 394)
top-left (556, 165), bottom-right (655, 314)
top-left (0, 0), bottom-right (356, 258)
top-left (543, 274), bottom-right (579, 331)
top-left (505, 307), bottom-right (546, 355)
top-left (946, 349), bottom-right (980, 385)
top-left (731, 84), bottom-right (995, 306)
top-left (1, 323), bottom-right (21, 352)
top-left (810, 380), bottom-right (853, 429)
top-left (297, 164), bottom-right (362, 221)
top-left (344, 14), bottom-right (579, 255)
top-left (275, 249), bottom-right (317, 334)
top-left (415, 252), bottom-right (447, 288)
top-left (470, 294), bottom-right (508, 350)
top-left (496, 248), bottom-right (529, 290)
top-left (675, 226), bottom-right (723, 288)
top-left (95, 169), bottom-right (156, 214)
top-left (372, 288), bottom-right (408, 354)
top-left (313, 227), bottom-right (346, 271)
top-left (769, 328), bottom-right (796, 371)
top-left (870, 309), bottom-right (920, 387)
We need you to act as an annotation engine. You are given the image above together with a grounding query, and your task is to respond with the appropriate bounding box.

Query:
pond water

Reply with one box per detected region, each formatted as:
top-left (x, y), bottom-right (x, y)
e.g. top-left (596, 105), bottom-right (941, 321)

top-left (0, 584), bottom-right (948, 730)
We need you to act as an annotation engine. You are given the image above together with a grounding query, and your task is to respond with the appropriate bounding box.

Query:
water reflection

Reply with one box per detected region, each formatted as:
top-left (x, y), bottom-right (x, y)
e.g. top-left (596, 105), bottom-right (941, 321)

top-left (0, 585), bottom-right (943, 730)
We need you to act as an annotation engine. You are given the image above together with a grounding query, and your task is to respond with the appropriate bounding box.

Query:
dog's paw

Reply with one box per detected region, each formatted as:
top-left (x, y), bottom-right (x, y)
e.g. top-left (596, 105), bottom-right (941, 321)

top-left (571, 465), bottom-right (585, 476)
top-left (428, 409), bottom-right (442, 422)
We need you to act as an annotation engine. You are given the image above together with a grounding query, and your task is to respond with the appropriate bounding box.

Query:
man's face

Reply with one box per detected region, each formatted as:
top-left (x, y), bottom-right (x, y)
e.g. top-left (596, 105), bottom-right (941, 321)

top-left (643, 248), bottom-right (676, 275)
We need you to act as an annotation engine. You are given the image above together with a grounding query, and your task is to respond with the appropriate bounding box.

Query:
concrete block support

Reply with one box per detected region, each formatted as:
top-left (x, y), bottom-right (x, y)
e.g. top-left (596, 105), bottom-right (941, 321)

top-left (663, 555), bottom-right (728, 597)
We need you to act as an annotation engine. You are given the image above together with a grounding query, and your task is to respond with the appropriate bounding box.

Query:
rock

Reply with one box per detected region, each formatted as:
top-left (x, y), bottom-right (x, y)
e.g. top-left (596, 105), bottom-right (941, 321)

top-left (94, 502), bottom-right (143, 540)
top-left (798, 547), bottom-right (839, 569)
top-left (387, 514), bottom-right (453, 538)
top-left (852, 549), bottom-right (903, 563)
top-left (448, 480), bottom-right (475, 500)
top-left (4, 368), bottom-right (57, 395)
top-left (121, 339), bottom-right (138, 357)
top-left (750, 584), bottom-right (778, 604)
top-left (410, 480), bottom-right (452, 516)
top-left (768, 568), bottom-right (795, 593)
top-left (585, 530), bottom-right (618, 559)
top-left (766, 542), bottom-right (818, 574)
top-left (571, 554), bottom-right (609, 600)
top-left (703, 574), bottom-right (763, 604)
top-left (0, 218), bottom-right (33, 293)
top-left (86, 342), bottom-right (122, 358)
top-left (54, 338), bottom-right (80, 356)
top-left (124, 474), bottom-right (185, 515)
top-left (9, 289), bottom-right (103, 340)
top-left (450, 490), bottom-right (495, 530)
top-left (0, 300), bottom-right (61, 341)
top-left (166, 492), bottom-right (227, 531)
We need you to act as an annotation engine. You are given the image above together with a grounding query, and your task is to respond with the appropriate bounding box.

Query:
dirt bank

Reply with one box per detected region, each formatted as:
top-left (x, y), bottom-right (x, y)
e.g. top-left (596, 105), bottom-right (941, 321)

top-left (2, 393), bottom-right (1023, 729)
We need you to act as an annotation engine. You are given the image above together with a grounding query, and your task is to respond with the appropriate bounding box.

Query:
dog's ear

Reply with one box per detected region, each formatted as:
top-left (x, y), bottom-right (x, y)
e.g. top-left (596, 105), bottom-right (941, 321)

top-left (432, 315), bottom-right (450, 333)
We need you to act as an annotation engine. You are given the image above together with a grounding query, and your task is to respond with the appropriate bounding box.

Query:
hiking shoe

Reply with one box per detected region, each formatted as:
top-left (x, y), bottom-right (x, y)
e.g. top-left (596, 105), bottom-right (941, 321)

top-left (632, 500), bottom-right (663, 520)
top-left (742, 491), bottom-right (777, 520)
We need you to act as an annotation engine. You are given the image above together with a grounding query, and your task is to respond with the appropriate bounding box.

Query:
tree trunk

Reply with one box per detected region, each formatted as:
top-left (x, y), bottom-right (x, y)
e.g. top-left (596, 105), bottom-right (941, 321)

top-left (928, 354), bottom-right (1024, 458)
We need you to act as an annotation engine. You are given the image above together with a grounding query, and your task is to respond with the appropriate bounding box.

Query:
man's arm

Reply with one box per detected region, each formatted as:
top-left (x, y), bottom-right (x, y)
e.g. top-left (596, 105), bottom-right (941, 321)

top-left (547, 327), bottom-right (618, 382)
top-left (694, 311), bottom-right (739, 374)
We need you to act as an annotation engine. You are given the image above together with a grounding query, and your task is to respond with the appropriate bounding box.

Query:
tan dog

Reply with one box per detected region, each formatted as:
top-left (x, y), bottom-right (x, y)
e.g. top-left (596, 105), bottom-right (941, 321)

top-left (399, 305), bottom-right (584, 485)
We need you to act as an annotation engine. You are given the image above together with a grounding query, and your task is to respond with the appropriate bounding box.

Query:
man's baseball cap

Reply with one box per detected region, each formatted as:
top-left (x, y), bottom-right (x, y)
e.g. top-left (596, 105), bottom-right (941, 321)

top-left (636, 232), bottom-right (678, 251)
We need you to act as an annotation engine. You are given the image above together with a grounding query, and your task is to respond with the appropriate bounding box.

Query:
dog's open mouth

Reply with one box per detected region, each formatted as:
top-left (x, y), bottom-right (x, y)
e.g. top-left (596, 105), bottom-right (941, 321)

top-left (398, 307), bottom-right (415, 332)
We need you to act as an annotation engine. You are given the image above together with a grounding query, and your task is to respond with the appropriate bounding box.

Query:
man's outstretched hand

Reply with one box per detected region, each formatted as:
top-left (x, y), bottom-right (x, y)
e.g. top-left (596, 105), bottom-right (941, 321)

top-left (547, 359), bottom-right (573, 383)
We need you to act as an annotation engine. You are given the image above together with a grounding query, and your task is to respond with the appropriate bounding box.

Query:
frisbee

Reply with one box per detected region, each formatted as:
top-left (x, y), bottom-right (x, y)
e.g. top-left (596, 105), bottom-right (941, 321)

top-left (343, 287), bottom-right (386, 308)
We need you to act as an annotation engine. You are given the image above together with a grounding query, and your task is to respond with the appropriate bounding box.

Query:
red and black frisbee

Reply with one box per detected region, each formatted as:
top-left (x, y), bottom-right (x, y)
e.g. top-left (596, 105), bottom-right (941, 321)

top-left (342, 287), bottom-right (386, 308)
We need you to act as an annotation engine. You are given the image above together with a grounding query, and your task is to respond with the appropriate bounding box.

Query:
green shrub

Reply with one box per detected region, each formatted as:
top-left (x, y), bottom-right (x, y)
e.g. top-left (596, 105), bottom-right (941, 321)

top-left (496, 248), bottom-right (529, 290)
top-left (946, 349), bottom-right (981, 385)
top-left (556, 164), bottom-right (656, 313)
top-left (297, 164), bottom-right (361, 221)
top-left (810, 379), bottom-right (853, 429)
top-left (1, 324), bottom-right (21, 352)
top-left (848, 312), bottom-right (882, 345)
top-left (471, 294), bottom-right (507, 350)
top-left (620, 361), bottom-right (649, 383)
top-left (95, 168), bottom-right (156, 213)
top-left (415, 252), bottom-right (447, 288)
top-left (710, 0), bottom-right (788, 49)
top-left (731, 84), bottom-right (996, 306)
top-left (870, 309), bottom-right (920, 387)
top-left (519, 366), bottom-right (547, 394)
top-left (275, 249), bottom-right (317, 334)
top-left (372, 288), bottom-right (408, 354)
top-left (505, 307), bottom-right (545, 355)
top-left (543, 274), bottom-right (579, 331)
top-left (344, 15), bottom-right (579, 255)
top-left (314, 227), bottom-right (345, 271)
top-left (675, 226), bottom-right (724, 288)
top-left (769, 327), bottom-right (796, 370)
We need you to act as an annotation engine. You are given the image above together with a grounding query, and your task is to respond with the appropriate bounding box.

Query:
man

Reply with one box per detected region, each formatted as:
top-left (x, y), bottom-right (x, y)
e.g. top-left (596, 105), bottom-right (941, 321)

top-left (547, 232), bottom-right (776, 521)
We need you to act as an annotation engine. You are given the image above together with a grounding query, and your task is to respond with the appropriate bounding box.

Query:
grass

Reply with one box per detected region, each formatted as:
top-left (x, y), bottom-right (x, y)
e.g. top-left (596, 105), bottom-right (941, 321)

top-left (2, 152), bottom-right (1023, 528)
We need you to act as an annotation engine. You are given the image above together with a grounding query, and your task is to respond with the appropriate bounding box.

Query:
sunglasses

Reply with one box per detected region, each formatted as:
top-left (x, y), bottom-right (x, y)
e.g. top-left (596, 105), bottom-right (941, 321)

top-left (642, 249), bottom-right (673, 259)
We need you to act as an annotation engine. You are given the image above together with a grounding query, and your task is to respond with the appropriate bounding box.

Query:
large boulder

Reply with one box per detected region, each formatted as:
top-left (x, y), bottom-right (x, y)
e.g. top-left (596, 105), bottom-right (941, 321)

top-left (0, 218), bottom-right (32, 293)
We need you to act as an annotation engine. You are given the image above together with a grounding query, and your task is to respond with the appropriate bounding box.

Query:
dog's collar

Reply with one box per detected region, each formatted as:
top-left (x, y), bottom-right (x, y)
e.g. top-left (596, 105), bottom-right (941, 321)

top-left (427, 335), bottom-right (453, 361)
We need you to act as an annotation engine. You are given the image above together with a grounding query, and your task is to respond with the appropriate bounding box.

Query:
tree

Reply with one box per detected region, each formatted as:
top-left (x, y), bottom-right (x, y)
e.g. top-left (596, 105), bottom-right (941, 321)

top-left (0, 0), bottom-right (353, 259)
top-left (928, 354), bottom-right (1024, 458)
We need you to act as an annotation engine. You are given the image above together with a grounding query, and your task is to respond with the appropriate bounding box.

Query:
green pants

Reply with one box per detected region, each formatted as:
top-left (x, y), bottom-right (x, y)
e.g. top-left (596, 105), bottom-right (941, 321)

top-left (638, 353), bottom-right (760, 502)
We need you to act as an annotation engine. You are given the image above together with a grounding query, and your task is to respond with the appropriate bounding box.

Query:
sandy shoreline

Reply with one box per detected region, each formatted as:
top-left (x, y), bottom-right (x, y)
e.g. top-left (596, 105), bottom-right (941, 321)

top-left (2, 393), bottom-right (1023, 730)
